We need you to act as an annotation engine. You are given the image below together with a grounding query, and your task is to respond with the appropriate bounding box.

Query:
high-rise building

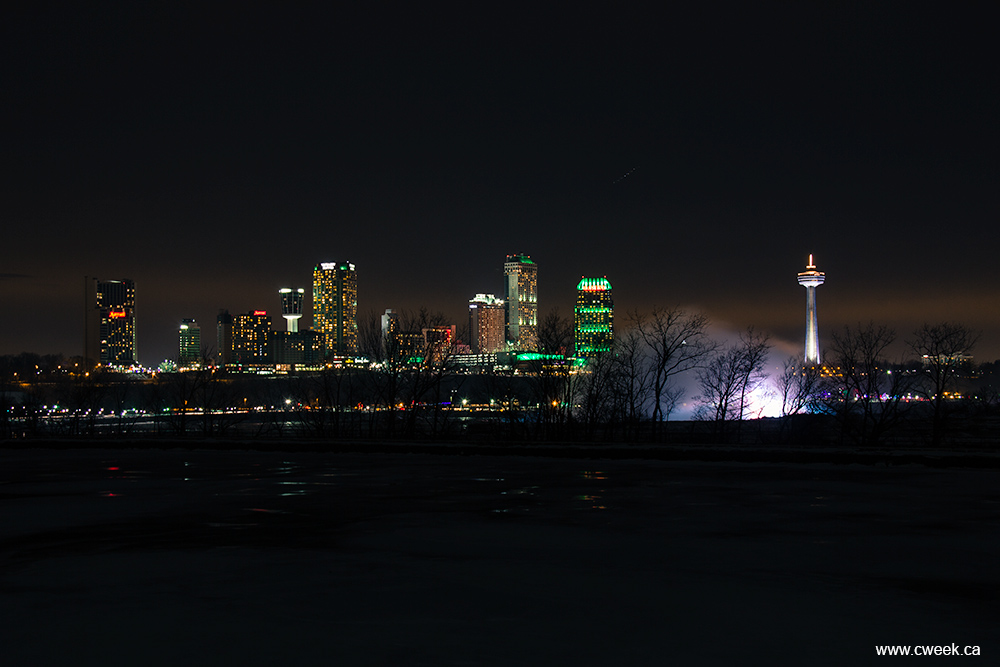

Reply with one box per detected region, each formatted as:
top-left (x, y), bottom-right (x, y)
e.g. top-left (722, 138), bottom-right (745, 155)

top-left (274, 287), bottom-right (320, 368)
top-left (381, 309), bottom-right (399, 359)
top-left (217, 309), bottom-right (234, 367)
top-left (574, 277), bottom-right (614, 357)
top-left (274, 330), bottom-right (323, 367)
top-left (231, 310), bottom-right (272, 366)
top-left (469, 293), bottom-right (505, 354)
top-left (396, 331), bottom-right (425, 366)
top-left (84, 277), bottom-right (137, 367)
top-left (313, 262), bottom-right (358, 357)
top-left (279, 288), bottom-right (305, 332)
top-left (504, 253), bottom-right (538, 350)
top-left (178, 319), bottom-right (201, 366)
top-left (422, 325), bottom-right (457, 365)
top-left (797, 254), bottom-right (826, 366)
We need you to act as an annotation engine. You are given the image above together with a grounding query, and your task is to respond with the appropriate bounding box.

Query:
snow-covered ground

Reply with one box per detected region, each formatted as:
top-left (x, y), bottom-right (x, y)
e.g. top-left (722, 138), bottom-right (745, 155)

top-left (2, 448), bottom-right (998, 665)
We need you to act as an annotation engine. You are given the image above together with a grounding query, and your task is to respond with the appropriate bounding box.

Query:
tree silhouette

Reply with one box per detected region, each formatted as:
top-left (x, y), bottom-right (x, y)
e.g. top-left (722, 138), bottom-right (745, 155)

top-left (636, 306), bottom-right (713, 440)
top-left (907, 322), bottom-right (979, 447)
top-left (825, 322), bottom-right (912, 447)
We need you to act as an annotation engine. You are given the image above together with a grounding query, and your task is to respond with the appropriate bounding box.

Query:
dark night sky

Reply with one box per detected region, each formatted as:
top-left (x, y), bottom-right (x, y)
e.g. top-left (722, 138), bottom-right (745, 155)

top-left (3, 4), bottom-right (998, 364)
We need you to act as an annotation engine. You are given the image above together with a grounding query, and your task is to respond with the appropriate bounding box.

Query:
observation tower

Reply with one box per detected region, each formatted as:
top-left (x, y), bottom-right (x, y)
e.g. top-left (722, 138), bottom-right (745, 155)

top-left (279, 288), bottom-right (304, 332)
top-left (797, 255), bottom-right (825, 365)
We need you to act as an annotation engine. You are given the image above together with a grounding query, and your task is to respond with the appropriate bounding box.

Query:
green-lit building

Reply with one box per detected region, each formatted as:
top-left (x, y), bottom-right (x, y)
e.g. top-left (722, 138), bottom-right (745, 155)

top-left (574, 277), bottom-right (613, 357)
top-left (178, 319), bottom-right (201, 366)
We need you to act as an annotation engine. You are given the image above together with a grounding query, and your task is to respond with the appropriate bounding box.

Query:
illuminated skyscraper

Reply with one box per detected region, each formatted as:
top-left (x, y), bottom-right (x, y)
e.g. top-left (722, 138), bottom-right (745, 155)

top-left (469, 293), bottom-right (505, 354)
top-left (313, 262), bottom-right (358, 357)
top-left (232, 311), bottom-right (272, 366)
top-left (504, 253), bottom-right (537, 350)
top-left (84, 277), bottom-right (136, 367)
top-left (279, 288), bottom-right (305, 332)
top-left (574, 277), bottom-right (613, 357)
top-left (178, 319), bottom-right (201, 366)
top-left (797, 255), bottom-right (826, 366)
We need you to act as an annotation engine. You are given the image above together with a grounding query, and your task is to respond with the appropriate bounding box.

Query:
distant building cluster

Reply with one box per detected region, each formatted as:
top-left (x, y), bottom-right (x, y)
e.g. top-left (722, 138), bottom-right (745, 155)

top-left (83, 255), bottom-right (834, 373)
top-left (84, 254), bottom-right (617, 372)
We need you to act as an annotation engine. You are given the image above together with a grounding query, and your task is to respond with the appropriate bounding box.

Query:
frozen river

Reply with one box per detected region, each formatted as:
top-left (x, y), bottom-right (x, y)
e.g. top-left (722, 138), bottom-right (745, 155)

top-left (2, 447), bottom-right (998, 665)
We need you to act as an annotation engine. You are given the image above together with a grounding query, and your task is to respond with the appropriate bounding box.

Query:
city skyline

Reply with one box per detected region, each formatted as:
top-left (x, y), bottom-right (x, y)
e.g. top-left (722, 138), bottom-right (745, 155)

top-left (6, 247), bottom-right (999, 367)
top-left (3, 6), bottom-right (998, 363)
top-left (3, 7), bottom-right (997, 657)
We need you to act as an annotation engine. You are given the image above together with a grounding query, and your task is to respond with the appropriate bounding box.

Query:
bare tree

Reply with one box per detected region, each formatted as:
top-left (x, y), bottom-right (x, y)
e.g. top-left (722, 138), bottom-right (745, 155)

top-left (357, 309), bottom-right (385, 361)
top-left (907, 322), bottom-right (979, 447)
top-left (636, 307), bottom-right (713, 440)
top-left (196, 369), bottom-right (244, 436)
top-left (575, 350), bottom-right (617, 440)
top-left (156, 370), bottom-right (204, 436)
top-left (696, 347), bottom-right (745, 428)
top-left (537, 308), bottom-right (573, 356)
top-left (364, 307), bottom-right (454, 438)
top-left (528, 309), bottom-right (575, 440)
top-left (734, 327), bottom-right (771, 431)
top-left (826, 322), bottom-right (912, 447)
top-left (776, 357), bottom-right (823, 417)
top-left (610, 325), bottom-right (650, 441)
top-left (695, 327), bottom-right (771, 442)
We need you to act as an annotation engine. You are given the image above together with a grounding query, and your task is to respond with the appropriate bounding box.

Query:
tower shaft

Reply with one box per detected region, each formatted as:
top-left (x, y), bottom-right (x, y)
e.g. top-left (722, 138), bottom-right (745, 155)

top-left (804, 286), bottom-right (820, 365)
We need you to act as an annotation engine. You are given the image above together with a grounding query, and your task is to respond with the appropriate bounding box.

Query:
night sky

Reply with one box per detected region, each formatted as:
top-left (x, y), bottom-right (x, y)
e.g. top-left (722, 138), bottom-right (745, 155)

top-left (3, 5), bottom-right (998, 364)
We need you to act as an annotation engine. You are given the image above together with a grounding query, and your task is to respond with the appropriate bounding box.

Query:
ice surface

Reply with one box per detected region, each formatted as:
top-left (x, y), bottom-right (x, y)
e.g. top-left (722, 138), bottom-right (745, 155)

top-left (2, 448), bottom-right (998, 665)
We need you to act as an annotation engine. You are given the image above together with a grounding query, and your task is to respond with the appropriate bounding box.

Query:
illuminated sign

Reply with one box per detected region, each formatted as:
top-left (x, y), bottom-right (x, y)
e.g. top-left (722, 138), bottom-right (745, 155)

top-left (108, 310), bottom-right (127, 318)
top-left (320, 263), bottom-right (336, 270)
top-left (253, 310), bottom-right (267, 316)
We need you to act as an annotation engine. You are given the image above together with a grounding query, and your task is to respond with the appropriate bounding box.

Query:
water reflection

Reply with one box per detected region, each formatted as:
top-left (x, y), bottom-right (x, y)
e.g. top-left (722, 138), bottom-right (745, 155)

top-left (15, 454), bottom-right (633, 526)
top-left (578, 471), bottom-right (608, 509)
top-left (576, 494), bottom-right (607, 510)
top-left (500, 486), bottom-right (538, 496)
